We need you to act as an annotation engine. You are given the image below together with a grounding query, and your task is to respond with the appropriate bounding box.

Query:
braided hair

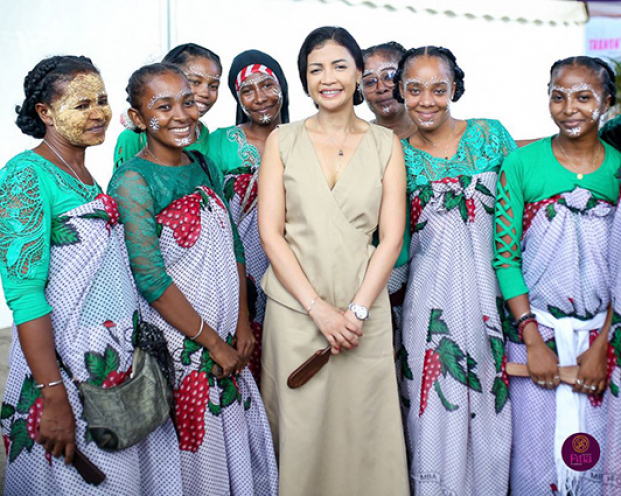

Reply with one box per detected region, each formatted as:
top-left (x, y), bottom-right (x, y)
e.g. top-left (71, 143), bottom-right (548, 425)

top-left (125, 63), bottom-right (187, 133)
top-left (163, 43), bottom-right (222, 74)
top-left (393, 46), bottom-right (465, 104)
top-left (15, 55), bottom-right (99, 138)
top-left (362, 41), bottom-right (406, 63)
top-left (549, 56), bottom-right (617, 107)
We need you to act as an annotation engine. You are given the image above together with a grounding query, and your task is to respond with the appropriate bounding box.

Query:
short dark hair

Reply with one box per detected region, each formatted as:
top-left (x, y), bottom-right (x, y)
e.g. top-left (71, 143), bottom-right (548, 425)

top-left (298, 26), bottom-right (365, 106)
top-left (15, 55), bottom-right (99, 138)
top-left (163, 43), bottom-right (222, 74)
top-left (393, 46), bottom-right (465, 104)
top-left (549, 56), bottom-right (617, 107)
top-left (362, 42), bottom-right (406, 64)
top-left (125, 63), bottom-right (187, 133)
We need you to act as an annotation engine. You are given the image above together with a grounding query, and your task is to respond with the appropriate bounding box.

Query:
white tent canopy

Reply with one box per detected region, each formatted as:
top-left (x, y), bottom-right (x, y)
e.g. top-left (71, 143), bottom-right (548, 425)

top-left (0, 0), bottom-right (587, 327)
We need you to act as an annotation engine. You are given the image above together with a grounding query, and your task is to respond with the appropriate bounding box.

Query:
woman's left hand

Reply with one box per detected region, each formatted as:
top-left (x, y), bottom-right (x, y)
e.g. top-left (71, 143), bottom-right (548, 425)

top-left (235, 319), bottom-right (256, 372)
top-left (576, 337), bottom-right (608, 395)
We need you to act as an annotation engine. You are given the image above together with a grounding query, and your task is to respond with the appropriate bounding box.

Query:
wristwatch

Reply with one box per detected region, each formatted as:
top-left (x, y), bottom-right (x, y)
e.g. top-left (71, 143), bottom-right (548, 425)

top-left (348, 303), bottom-right (370, 321)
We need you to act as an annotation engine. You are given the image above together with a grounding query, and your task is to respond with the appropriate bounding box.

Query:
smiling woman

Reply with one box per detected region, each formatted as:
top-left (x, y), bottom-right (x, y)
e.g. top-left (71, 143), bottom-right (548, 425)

top-left (0, 55), bottom-right (184, 495)
top-left (258, 26), bottom-right (409, 496)
top-left (394, 46), bottom-right (515, 496)
top-left (108, 62), bottom-right (278, 496)
top-left (207, 50), bottom-right (290, 386)
top-left (113, 43), bottom-right (222, 169)
top-left (494, 56), bottom-right (621, 496)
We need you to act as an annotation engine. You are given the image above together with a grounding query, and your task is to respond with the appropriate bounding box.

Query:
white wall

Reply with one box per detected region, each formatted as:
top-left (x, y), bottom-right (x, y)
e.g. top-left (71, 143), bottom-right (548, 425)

top-left (0, 0), bottom-right (585, 328)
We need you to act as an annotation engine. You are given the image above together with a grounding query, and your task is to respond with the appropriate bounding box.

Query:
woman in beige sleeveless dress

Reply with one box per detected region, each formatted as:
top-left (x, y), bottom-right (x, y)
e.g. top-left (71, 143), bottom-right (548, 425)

top-left (258, 27), bottom-right (409, 496)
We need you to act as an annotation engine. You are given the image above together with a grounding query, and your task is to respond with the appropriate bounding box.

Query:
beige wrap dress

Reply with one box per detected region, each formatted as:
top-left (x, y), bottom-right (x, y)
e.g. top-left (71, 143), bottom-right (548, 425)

top-left (261, 119), bottom-right (409, 496)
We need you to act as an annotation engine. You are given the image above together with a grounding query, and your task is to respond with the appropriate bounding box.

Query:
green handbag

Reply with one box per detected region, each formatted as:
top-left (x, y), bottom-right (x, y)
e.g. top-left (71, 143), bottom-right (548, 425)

top-left (57, 321), bottom-right (174, 452)
top-left (78, 347), bottom-right (173, 451)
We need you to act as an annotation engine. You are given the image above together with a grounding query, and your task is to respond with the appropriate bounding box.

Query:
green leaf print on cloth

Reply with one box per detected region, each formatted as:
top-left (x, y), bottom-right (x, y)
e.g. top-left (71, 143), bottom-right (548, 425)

top-left (420, 310), bottom-right (484, 416)
top-left (50, 216), bottom-right (80, 246)
top-left (6, 376), bottom-right (42, 462)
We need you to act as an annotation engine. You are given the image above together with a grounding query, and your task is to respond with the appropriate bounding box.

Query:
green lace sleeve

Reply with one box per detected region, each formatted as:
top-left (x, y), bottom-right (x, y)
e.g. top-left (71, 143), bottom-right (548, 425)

top-left (493, 152), bottom-right (529, 300)
top-left (201, 154), bottom-right (246, 265)
top-left (109, 168), bottom-right (173, 302)
top-left (113, 129), bottom-right (145, 171)
top-left (0, 161), bottom-right (53, 324)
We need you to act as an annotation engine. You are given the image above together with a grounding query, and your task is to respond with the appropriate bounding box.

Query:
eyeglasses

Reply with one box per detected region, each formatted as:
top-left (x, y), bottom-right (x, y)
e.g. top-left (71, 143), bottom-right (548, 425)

top-left (362, 69), bottom-right (397, 91)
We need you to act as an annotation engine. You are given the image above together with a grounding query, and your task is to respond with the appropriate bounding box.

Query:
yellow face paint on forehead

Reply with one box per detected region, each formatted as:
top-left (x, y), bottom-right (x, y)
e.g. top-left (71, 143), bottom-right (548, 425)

top-left (49, 73), bottom-right (111, 146)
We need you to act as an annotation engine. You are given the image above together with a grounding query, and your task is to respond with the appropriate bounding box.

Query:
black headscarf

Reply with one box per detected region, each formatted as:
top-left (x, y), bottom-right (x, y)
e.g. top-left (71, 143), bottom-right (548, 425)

top-left (228, 50), bottom-right (290, 125)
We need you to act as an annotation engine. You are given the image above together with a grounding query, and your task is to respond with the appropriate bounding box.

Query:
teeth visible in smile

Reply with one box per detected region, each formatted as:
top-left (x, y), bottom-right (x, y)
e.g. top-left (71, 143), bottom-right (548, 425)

top-left (171, 126), bottom-right (189, 133)
top-left (196, 102), bottom-right (207, 111)
top-left (322, 90), bottom-right (340, 95)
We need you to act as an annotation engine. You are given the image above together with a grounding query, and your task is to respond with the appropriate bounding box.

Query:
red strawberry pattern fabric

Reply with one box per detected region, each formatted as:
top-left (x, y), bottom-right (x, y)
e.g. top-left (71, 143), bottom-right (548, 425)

top-left (398, 119), bottom-right (514, 496)
top-left (136, 183), bottom-right (278, 496)
top-left (218, 126), bottom-right (268, 386)
top-left (0, 197), bottom-right (183, 495)
top-left (503, 186), bottom-right (620, 496)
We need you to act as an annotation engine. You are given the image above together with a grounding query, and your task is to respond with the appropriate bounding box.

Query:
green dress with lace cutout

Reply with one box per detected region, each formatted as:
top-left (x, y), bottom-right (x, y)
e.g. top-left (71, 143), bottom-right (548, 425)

top-left (492, 136), bottom-right (621, 300)
top-left (108, 155), bottom-right (245, 303)
top-left (0, 150), bottom-right (101, 324)
top-left (113, 122), bottom-right (210, 170)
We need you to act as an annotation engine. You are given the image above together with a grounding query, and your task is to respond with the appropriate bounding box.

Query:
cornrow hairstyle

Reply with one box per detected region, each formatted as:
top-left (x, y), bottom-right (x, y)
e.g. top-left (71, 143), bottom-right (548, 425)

top-left (298, 26), bottom-right (365, 106)
top-left (125, 62), bottom-right (187, 133)
top-left (362, 41), bottom-right (406, 63)
top-left (393, 46), bottom-right (465, 104)
top-left (163, 42), bottom-right (223, 74)
top-left (15, 55), bottom-right (99, 138)
top-left (549, 56), bottom-right (617, 107)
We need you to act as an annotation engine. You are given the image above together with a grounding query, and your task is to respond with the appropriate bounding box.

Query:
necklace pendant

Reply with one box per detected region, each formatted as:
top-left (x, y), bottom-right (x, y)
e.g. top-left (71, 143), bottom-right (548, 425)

top-left (577, 173), bottom-right (584, 180)
top-left (338, 149), bottom-right (344, 157)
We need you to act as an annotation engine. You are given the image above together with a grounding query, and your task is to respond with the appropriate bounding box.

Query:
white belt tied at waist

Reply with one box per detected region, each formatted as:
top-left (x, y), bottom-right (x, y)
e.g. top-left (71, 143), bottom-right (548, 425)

top-left (532, 307), bottom-right (607, 495)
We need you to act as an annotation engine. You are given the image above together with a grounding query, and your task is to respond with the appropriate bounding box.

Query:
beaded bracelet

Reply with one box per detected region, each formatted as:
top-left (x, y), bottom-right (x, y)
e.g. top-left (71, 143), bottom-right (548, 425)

top-left (35, 379), bottom-right (64, 390)
top-left (517, 314), bottom-right (538, 342)
top-left (306, 295), bottom-right (318, 315)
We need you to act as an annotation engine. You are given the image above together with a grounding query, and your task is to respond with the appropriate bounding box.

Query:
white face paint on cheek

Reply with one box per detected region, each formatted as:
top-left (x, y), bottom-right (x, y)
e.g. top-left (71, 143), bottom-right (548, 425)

top-left (239, 101), bottom-right (251, 117)
top-left (592, 108), bottom-right (600, 122)
top-left (149, 117), bottom-right (160, 132)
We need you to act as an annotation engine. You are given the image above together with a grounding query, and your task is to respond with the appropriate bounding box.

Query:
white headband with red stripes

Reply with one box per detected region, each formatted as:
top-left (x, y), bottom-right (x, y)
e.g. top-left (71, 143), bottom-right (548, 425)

top-left (235, 64), bottom-right (280, 92)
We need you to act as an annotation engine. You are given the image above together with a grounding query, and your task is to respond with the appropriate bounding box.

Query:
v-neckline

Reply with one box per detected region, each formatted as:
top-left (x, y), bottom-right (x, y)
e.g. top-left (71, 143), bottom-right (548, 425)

top-left (303, 120), bottom-right (371, 192)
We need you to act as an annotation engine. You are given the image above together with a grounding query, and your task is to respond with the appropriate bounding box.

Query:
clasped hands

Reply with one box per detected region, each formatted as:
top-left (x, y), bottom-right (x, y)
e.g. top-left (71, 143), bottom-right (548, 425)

top-left (310, 298), bottom-right (364, 354)
top-left (210, 319), bottom-right (256, 378)
top-left (525, 323), bottom-right (608, 395)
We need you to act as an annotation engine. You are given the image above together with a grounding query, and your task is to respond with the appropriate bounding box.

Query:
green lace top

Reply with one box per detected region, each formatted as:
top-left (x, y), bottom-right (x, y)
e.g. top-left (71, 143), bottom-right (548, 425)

top-left (113, 122), bottom-right (210, 170)
top-left (108, 155), bottom-right (245, 303)
top-left (401, 119), bottom-right (517, 191)
top-left (0, 150), bottom-right (101, 324)
top-left (208, 125), bottom-right (261, 175)
top-left (492, 137), bottom-right (621, 300)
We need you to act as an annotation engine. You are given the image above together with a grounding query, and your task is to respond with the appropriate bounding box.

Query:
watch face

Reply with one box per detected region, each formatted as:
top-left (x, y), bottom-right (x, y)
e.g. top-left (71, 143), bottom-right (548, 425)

top-left (350, 304), bottom-right (368, 320)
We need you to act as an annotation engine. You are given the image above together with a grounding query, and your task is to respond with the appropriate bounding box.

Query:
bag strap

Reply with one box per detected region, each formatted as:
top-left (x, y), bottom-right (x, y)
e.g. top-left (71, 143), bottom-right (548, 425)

top-left (190, 151), bottom-right (214, 183)
top-left (55, 350), bottom-right (78, 384)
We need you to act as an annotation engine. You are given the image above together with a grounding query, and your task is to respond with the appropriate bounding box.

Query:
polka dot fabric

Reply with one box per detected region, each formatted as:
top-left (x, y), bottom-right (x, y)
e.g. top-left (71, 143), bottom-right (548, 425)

top-left (224, 168), bottom-right (268, 387)
top-left (399, 170), bottom-right (512, 496)
top-left (510, 187), bottom-right (620, 496)
top-left (1, 197), bottom-right (183, 495)
top-left (139, 186), bottom-right (278, 496)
